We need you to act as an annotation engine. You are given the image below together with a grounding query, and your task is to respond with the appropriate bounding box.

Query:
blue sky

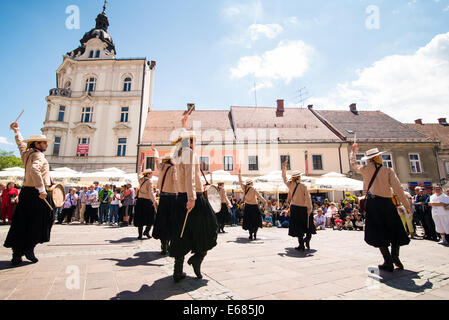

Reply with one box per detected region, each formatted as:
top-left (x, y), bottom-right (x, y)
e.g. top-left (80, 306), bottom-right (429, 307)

top-left (1, 0), bottom-right (448, 154)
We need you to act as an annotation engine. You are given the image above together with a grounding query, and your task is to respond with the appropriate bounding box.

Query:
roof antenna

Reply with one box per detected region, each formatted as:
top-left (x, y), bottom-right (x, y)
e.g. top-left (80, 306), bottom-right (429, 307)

top-left (102, 0), bottom-right (108, 14)
top-left (253, 80), bottom-right (258, 108)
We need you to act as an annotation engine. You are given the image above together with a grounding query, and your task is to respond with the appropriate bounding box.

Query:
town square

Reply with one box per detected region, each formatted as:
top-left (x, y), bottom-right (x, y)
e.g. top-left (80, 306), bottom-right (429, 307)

top-left (0, 0), bottom-right (448, 305)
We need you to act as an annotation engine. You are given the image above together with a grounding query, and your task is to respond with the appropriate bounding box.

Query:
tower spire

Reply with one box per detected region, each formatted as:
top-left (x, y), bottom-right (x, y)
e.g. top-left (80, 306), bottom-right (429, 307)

top-left (102, 0), bottom-right (108, 14)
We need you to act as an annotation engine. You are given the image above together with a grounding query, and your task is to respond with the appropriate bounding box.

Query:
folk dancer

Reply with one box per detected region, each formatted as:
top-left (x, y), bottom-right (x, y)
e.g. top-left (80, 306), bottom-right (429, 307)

top-left (351, 144), bottom-right (412, 272)
top-left (168, 127), bottom-right (218, 282)
top-left (238, 168), bottom-right (267, 240)
top-left (210, 173), bottom-right (232, 233)
top-left (134, 169), bottom-right (157, 240)
top-left (282, 160), bottom-right (313, 251)
top-left (4, 122), bottom-right (54, 265)
top-left (152, 145), bottom-right (178, 255)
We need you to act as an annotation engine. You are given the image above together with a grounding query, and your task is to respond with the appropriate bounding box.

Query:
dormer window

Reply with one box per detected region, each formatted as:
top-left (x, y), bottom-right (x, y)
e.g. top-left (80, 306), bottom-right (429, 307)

top-left (85, 77), bottom-right (97, 93)
top-left (123, 77), bottom-right (132, 92)
top-left (95, 50), bottom-right (101, 58)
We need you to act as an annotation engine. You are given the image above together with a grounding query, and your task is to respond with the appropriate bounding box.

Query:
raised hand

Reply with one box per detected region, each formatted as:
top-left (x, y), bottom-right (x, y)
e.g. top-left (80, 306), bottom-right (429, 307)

top-left (10, 122), bottom-right (19, 133)
top-left (352, 143), bottom-right (359, 153)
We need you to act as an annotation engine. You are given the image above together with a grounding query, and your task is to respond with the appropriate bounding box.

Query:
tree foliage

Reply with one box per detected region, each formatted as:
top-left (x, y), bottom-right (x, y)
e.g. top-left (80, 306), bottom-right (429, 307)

top-left (0, 150), bottom-right (23, 170)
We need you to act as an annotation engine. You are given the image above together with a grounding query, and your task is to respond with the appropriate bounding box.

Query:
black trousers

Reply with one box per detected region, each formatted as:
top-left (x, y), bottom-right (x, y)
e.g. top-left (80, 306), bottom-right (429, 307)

top-left (422, 212), bottom-right (438, 240)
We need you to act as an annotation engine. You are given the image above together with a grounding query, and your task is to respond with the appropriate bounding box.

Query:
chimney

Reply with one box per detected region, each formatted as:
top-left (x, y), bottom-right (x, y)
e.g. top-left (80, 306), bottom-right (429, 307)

top-left (438, 118), bottom-right (448, 126)
top-left (349, 103), bottom-right (358, 114)
top-left (307, 105), bottom-right (313, 110)
top-left (415, 119), bottom-right (423, 125)
top-left (187, 103), bottom-right (195, 112)
top-left (276, 99), bottom-right (284, 117)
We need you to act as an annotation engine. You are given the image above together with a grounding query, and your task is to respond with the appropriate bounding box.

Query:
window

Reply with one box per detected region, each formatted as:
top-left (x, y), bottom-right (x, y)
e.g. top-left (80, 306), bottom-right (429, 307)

top-left (248, 156), bottom-right (258, 171)
top-left (57, 106), bottom-right (65, 122)
top-left (53, 137), bottom-right (61, 156)
top-left (123, 77), bottom-right (132, 92)
top-left (117, 138), bottom-right (127, 157)
top-left (81, 107), bottom-right (93, 123)
top-left (281, 155), bottom-right (291, 170)
top-left (95, 50), bottom-right (100, 58)
top-left (312, 155), bottom-right (323, 170)
top-left (445, 162), bottom-right (449, 176)
top-left (356, 153), bottom-right (366, 166)
top-left (77, 138), bottom-right (90, 157)
top-left (200, 157), bottom-right (209, 172)
top-left (223, 156), bottom-right (234, 171)
top-left (409, 154), bottom-right (422, 173)
top-left (64, 81), bottom-right (71, 90)
top-left (382, 153), bottom-right (394, 169)
top-left (85, 77), bottom-right (96, 93)
top-left (146, 157), bottom-right (155, 171)
top-left (89, 51), bottom-right (94, 58)
top-left (120, 107), bottom-right (129, 122)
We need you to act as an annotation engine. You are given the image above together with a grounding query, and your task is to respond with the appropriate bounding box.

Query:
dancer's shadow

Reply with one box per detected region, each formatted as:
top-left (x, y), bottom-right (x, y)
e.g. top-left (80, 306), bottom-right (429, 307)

top-left (110, 275), bottom-right (209, 300)
top-left (106, 237), bottom-right (144, 244)
top-left (367, 268), bottom-right (433, 293)
top-left (102, 251), bottom-right (164, 267)
top-left (226, 237), bottom-right (257, 244)
top-left (278, 247), bottom-right (317, 258)
top-left (0, 260), bottom-right (34, 271)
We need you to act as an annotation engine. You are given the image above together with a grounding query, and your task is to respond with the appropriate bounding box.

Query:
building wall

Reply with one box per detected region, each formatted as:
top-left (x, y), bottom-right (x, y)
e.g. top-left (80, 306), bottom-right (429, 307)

top-left (42, 40), bottom-right (152, 173)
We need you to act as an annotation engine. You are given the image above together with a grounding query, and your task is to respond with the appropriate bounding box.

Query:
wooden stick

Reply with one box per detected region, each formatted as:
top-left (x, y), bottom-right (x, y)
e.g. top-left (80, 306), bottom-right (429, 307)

top-left (180, 208), bottom-right (193, 238)
top-left (14, 110), bottom-right (24, 123)
top-left (43, 198), bottom-right (54, 211)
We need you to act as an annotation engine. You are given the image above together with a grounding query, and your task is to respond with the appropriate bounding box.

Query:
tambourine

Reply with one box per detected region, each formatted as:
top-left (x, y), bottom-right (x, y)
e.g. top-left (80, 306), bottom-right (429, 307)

top-left (50, 184), bottom-right (66, 208)
top-left (205, 185), bottom-right (222, 213)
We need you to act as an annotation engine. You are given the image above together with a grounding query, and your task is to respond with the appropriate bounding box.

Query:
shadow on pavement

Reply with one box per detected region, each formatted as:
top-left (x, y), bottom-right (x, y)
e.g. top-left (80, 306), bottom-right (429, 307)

top-left (367, 268), bottom-right (433, 293)
top-left (0, 260), bottom-right (34, 271)
top-left (106, 237), bottom-right (143, 244)
top-left (110, 276), bottom-right (209, 300)
top-left (278, 247), bottom-right (317, 258)
top-left (102, 251), bottom-right (165, 267)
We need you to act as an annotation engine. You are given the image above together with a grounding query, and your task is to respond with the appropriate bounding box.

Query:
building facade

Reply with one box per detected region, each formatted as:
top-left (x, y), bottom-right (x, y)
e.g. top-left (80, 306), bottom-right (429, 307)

top-left (41, 7), bottom-right (155, 173)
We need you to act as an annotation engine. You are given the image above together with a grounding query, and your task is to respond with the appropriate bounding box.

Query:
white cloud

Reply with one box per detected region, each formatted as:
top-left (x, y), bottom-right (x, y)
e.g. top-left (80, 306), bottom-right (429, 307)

top-left (248, 24), bottom-right (283, 41)
top-left (0, 137), bottom-right (13, 146)
top-left (223, 6), bottom-right (241, 17)
top-left (308, 32), bottom-right (449, 123)
top-left (250, 80), bottom-right (273, 92)
top-left (230, 40), bottom-right (313, 84)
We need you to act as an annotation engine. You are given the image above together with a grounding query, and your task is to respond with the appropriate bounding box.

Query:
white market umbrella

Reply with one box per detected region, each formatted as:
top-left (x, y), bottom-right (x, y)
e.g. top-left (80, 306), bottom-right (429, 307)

top-left (0, 167), bottom-right (25, 184)
top-left (313, 173), bottom-right (363, 192)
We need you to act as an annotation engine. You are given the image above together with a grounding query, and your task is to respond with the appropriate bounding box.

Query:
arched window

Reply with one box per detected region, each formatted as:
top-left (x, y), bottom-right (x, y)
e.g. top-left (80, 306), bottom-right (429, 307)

top-left (123, 77), bottom-right (132, 92)
top-left (95, 50), bottom-right (101, 58)
top-left (85, 77), bottom-right (97, 93)
top-left (64, 81), bottom-right (71, 90)
top-left (89, 51), bottom-right (94, 58)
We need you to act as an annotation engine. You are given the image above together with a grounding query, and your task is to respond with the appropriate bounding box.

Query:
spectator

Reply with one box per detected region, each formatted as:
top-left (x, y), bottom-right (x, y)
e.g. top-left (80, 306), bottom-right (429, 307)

top-left (314, 209), bottom-right (326, 230)
top-left (263, 211), bottom-right (273, 228)
top-left (354, 214), bottom-right (365, 231)
top-left (108, 188), bottom-right (120, 226)
top-left (277, 207), bottom-right (290, 228)
top-left (85, 185), bottom-right (99, 224)
top-left (79, 186), bottom-right (88, 224)
top-left (0, 183), bottom-right (4, 223)
top-left (428, 186), bottom-right (449, 245)
top-left (343, 216), bottom-right (354, 230)
top-left (327, 202), bottom-right (338, 227)
top-left (414, 187), bottom-right (438, 241)
top-left (1, 182), bottom-right (18, 224)
top-left (98, 184), bottom-right (112, 225)
top-left (333, 215), bottom-right (343, 230)
top-left (230, 198), bottom-right (238, 227)
top-left (61, 188), bottom-right (78, 224)
top-left (93, 181), bottom-right (101, 193)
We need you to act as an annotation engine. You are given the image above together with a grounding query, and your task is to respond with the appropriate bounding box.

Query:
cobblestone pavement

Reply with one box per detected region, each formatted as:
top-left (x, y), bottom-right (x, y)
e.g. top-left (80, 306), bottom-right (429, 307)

top-left (0, 223), bottom-right (448, 300)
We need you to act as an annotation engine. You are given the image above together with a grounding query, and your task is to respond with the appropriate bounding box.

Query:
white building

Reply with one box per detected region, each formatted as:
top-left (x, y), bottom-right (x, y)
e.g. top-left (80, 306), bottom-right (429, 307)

top-left (41, 6), bottom-right (155, 173)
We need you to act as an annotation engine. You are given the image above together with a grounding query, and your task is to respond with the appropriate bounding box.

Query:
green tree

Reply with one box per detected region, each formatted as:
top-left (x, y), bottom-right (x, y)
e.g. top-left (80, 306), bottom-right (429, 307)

top-left (0, 150), bottom-right (23, 170)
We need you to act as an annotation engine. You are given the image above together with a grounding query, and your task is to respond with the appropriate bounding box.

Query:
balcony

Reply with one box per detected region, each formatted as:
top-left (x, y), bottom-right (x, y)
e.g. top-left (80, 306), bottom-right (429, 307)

top-left (49, 88), bottom-right (71, 97)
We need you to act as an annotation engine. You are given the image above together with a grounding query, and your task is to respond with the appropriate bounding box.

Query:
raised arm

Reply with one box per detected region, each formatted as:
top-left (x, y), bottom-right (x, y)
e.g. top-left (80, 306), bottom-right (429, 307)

top-left (238, 168), bottom-right (245, 191)
top-left (350, 143), bottom-right (365, 173)
top-left (151, 145), bottom-right (162, 171)
top-left (282, 160), bottom-right (290, 187)
top-left (10, 122), bottom-right (27, 159)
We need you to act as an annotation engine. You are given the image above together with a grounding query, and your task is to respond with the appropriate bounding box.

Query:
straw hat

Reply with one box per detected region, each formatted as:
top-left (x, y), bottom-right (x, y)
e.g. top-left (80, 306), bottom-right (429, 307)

top-left (142, 169), bottom-right (153, 176)
top-left (245, 179), bottom-right (254, 185)
top-left (170, 129), bottom-right (201, 146)
top-left (217, 181), bottom-right (225, 186)
top-left (361, 148), bottom-right (387, 161)
top-left (291, 171), bottom-right (304, 178)
top-left (24, 135), bottom-right (52, 149)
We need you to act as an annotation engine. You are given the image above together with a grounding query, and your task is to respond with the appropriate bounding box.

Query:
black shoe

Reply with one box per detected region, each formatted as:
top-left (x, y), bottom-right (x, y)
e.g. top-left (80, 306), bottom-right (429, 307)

top-left (173, 257), bottom-right (186, 283)
top-left (188, 254), bottom-right (205, 279)
top-left (378, 262), bottom-right (394, 272)
top-left (249, 234), bottom-right (253, 240)
top-left (23, 249), bottom-right (38, 264)
top-left (143, 231), bottom-right (152, 239)
top-left (391, 245), bottom-right (404, 270)
top-left (305, 239), bottom-right (310, 250)
top-left (11, 255), bottom-right (22, 266)
top-left (137, 236), bottom-right (143, 240)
